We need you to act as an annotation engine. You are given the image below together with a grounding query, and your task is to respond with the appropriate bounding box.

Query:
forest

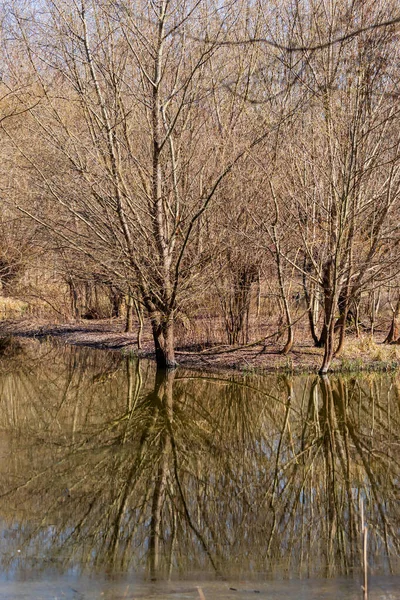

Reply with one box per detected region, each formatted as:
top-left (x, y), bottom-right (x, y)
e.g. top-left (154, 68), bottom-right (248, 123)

top-left (1, 0), bottom-right (400, 373)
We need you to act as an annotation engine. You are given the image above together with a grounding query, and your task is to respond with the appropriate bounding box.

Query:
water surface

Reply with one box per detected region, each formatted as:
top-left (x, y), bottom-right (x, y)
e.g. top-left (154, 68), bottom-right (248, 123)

top-left (0, 339), bottom-right (399, 598)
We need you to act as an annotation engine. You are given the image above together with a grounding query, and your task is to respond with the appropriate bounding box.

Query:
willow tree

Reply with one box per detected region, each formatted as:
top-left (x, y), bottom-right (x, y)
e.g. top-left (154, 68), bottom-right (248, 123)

top-left (5, 0), bottom-right (268, 368)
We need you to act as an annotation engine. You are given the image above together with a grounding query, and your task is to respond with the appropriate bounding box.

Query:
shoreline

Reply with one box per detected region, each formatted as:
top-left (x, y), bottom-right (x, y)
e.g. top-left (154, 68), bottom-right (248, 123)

top-left (0, 318), bottom-right (398, 376)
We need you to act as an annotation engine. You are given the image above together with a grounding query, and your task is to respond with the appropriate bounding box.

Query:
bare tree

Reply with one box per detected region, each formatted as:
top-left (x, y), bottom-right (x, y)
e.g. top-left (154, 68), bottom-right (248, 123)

top-left (250, 0), bottom-right (400, 372)
top-left (4, 0), bottom-right (279, 367)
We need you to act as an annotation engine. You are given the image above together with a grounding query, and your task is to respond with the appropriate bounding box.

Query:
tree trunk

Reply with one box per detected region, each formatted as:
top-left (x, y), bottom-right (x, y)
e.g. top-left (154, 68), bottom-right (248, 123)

top-left (151, 315), bottom-right (178, 369)
top-left (276, 261), bottom-right (294, 355)
top-left (303, 272), bottom-right (320, 346)
top-left (320, 318), bottom-right (335, 374)
top-left (134, 298), bottom-right (143, 349)
top-left (125, 296), bottom-right (134, 333)
top-left (384, 298), bottom-right (400, 344)
top-left (68, 278), bottom-right (79, 319)
top-left (317, 324), bottom-right (327, 348)
top-left (354, 298), bottom-right (360, 337)
top-left (110, 287), bottom-right (123, 318)
top-left (319, 260), bottom-right (336, 374)
top-left (334, 289), bottom-right (350, 356)
top-left (223, 265), bottom-right (256, 346)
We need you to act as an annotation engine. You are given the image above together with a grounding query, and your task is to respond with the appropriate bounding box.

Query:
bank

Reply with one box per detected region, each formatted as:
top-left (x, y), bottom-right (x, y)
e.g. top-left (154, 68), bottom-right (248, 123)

top-left (0, 318), bottom-right (398, 376)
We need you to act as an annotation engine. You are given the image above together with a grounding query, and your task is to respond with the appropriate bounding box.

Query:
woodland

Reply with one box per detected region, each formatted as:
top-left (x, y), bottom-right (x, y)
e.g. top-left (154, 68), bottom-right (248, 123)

top-left (1, 0), bottom-right (400, 373)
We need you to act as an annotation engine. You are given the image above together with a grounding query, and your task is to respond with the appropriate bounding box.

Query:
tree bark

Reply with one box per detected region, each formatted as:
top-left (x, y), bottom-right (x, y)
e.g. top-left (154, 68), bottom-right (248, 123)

top-left (125, 296), bottom-right (134, 333)
top-left (68, 278), bottom-right (79, 319)
top-left (303, 270), bottom-right (320, 346)
top-left (384, 298), bottom-right (400, 344)
top-left (110, 287), bottom-right (123, 318)
top-left (134, 299), bottom-right (143, 350)
top-left (319, 260), bottom-right (336, 374)
top-left (151, 315), bottom-right (178, 369)
top-left (334, 288), bottom-right (350, 356)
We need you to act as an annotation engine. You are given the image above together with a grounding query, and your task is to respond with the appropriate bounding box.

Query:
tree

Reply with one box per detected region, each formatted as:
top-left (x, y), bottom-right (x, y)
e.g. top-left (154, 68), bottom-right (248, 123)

top-left (251, 0), bottom-right (400, 372)
top-left (5, 0), bottom-right (276, 368)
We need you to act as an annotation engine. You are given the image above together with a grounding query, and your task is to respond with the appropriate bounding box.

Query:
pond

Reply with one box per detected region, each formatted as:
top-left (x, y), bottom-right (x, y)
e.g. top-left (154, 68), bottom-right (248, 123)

top-left (0, 339), bottom-right (399, 599)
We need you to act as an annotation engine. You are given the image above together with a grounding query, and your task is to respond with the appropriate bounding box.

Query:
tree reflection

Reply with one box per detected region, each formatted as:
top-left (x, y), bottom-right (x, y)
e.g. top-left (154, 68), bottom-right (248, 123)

top-left (0, 342), bottom-right (399, 581)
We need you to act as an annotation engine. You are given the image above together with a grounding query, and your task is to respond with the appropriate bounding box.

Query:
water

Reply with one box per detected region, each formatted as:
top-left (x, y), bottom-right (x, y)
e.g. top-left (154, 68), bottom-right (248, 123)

top-left (0, 338), bottom-right (399, 598)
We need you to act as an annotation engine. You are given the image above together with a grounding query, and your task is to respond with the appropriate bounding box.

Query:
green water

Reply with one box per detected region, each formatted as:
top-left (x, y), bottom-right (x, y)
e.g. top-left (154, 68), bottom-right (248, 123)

top-left (0, 338), bottom-right (399, 598)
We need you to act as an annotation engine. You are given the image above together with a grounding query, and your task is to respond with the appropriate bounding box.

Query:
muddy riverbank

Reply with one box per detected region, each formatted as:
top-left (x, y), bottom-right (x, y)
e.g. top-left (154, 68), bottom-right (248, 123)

top-left (0, 317), bottom-right (398, 374)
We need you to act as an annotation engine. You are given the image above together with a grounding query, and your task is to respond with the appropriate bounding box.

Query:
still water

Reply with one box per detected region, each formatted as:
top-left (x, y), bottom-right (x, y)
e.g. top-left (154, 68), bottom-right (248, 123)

top-left (0, 338), bottom-right (399, 599)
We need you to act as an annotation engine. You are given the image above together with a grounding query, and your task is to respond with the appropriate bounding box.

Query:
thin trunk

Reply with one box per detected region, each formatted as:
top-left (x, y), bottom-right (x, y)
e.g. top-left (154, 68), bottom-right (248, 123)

top-left (270, 184), bottom-right (293, 354)
top-left (125, 296), bottom-right (134, 333)
top-left (110, 287), bottom-right (123, 318)
top-left (277, 261), bottom-right (294, 355)
top-left (68, 278), bottom-right (79, 319)
top-left (354, 300), bottom-right (360, 337)
top-left (256, 270), bottom-right (261, 319)
top-left (320, 317), bottom-right (335, 374)
top-left (319, 261), bottom-right (336, 374)
top-left (371, 289), bottom-right (381, 337)
top-left (305, 284), bottom-right (320, 346)
top-left (317, 323), bottom-right (327, 348)
top-left (384, 298), bottom-right (400, 344)
top-left (335, 288), bottom-right (350, 356)
top-left (134, 298), bottom-right (143, 349)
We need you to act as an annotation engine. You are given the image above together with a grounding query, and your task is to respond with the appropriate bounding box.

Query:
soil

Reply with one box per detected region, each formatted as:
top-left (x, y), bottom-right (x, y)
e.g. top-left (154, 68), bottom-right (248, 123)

top-left (0, 317), bottom-right (394, 375)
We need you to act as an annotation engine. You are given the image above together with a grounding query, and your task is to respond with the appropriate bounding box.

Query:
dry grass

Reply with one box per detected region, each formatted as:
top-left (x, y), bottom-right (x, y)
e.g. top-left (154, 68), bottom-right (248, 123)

top-left (338, 335), bottom-right (400, 370)
top-left (0, 297), bottom-right (29, 319)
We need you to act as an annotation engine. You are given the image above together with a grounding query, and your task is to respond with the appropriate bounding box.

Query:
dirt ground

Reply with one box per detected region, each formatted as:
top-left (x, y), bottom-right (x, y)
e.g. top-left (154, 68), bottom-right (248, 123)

top-left (0, 317), bottom-right (396, 374)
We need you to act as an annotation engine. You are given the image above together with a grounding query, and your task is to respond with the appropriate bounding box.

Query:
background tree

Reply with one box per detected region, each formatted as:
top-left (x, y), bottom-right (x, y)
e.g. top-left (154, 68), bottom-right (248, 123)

top-left (251, 0), bottom-right (400, 371)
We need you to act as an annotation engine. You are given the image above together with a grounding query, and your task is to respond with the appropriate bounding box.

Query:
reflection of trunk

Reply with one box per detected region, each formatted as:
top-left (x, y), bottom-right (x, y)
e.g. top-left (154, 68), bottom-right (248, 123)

top-left (319, 376), bottom-right (338, 577)
top-left (110, 368), bottom-right (175, 574)
top-left (333, 379), bottom-right (356, 570)
top-left (266, 382), bottom-right (292, 554)
top-left (151, 314), bottom-right (177, 369)
top-left (149, 436), bottom-right (169, 579)
top-left (149, 369), bottom-right (174, 579)
top-left (319, 376), bottom-right (357, 575)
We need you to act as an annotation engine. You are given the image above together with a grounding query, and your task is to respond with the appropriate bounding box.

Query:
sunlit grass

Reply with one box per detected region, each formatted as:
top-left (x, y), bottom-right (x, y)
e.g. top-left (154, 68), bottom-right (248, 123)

top-left (340, 335), bottom-right (400, 369)
top-left (0, 297), bottom-right (29, 319)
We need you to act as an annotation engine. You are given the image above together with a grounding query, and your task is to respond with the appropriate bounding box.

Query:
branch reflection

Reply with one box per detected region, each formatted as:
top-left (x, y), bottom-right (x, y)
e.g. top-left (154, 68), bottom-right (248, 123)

top-left (0, 341), bottom-right (399, 581)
